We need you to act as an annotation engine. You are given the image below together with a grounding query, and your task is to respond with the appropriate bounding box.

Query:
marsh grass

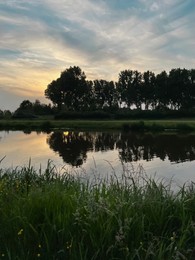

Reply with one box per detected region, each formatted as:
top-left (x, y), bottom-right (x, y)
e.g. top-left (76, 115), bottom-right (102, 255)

top-left (1, 161), bottom-right (195, 259)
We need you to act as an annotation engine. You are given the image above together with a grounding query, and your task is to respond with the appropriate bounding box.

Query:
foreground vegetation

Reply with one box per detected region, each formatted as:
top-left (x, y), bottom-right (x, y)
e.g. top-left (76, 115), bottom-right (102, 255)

top-left (1, 163), bottom-right (195, 259)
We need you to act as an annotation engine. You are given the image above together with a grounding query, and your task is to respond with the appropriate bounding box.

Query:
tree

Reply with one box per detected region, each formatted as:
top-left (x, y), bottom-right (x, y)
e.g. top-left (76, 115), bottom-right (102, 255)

top-left (3, 110), bottom-right (12, 119)
top-left (118, 70), bottom-right (132, 108)
top-left (0, 110), bottom-right (3, 119)
top-left (132, 70), bottom-right (142, 109)
top-left (45, 66), bottom-right (88, 111)
top-left (45, 78), bottom-right (63, 110)
top-left (33, 100), bottom-right (53, 115)
top-left (117, 70), bottom-right (142, 109)
top-left (155, 71), bottom-right (169, 110)
top-left (168, 68), bottom-right (191, 110)
top-left (188, 69), bottom-right (195, 109)
top-left (103, 81), bottom-right (118, 110)
top-left (19, 100), bottom-right (33, 111)
top-left (13, 100), bottom-right (34, 118)
top-left (141, 71), bottom-right (156, 110)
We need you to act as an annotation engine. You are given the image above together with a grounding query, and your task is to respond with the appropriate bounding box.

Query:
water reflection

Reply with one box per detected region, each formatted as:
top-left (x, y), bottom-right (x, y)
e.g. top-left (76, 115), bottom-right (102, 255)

top-left (47, 131), bottom-right (195, 167)
top-left (47, 132), bottom-right (93, 167)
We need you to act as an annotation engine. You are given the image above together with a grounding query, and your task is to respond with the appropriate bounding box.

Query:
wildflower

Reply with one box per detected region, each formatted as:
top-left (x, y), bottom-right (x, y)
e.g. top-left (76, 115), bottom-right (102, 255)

top-left (1, 253), bottom-right (5, 257)
top-left (66, 241), bottom-right (72, 250)
top-left (18, 229), bottom-right (23, 236)
top-left (115, 227), bottom-right (125, 243)
top-left (170, 232), bottom-right (176, 242)
top-left (38, 244), bottom-right (41, 248)
top-left (37, 253), bottom-right (41, 257)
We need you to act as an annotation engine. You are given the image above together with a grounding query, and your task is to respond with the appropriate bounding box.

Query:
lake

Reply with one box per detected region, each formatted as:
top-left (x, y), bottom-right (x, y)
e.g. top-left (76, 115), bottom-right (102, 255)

top-left (1, 130), bottom-right (195, 187)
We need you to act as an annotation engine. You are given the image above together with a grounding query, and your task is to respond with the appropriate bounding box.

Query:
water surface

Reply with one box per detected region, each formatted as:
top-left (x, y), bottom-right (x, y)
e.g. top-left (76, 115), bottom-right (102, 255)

top-left (1, 130), bottom-right (195, 187)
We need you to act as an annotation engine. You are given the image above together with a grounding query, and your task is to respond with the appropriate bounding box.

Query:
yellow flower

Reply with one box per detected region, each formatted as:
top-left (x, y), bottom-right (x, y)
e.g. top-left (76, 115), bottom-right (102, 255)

top-left (18, 229), bottom-right (23, 236)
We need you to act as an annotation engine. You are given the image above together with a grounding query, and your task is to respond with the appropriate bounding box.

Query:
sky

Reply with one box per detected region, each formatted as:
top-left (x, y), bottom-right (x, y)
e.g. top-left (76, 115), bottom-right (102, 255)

top-left (0, 0), bottom-right (195, 111)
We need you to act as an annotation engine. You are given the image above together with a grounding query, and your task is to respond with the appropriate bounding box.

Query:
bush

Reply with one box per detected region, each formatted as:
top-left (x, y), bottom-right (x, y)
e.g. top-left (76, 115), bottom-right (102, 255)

top-left (12, 111), bottom-right (38, 119)
top-left (55, 111), bottom-right (113, 120)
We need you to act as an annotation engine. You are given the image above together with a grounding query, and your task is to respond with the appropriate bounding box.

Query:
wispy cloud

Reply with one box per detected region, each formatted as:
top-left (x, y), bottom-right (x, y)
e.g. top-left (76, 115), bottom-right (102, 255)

top-left (0, 0), bottom-right (195, 110)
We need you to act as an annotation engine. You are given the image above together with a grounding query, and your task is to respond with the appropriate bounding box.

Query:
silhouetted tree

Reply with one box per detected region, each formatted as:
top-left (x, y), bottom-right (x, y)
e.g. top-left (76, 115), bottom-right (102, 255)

top-left (0, 110), bottom-right (3, 119)
top-left (155, 71), bottom-right (169, 110)
top-left (141, 71), bottom-right (156, 110)
top-left (117, 70), bottom-right (142, 109)
top-left (45, 78), bottom-right (64, 110)
top-left (3, 110), bottom-right (12, 118)
top-left (44, 66), bottom-right (195, 114)
top-left (45, 66), bottom-right (88, 111)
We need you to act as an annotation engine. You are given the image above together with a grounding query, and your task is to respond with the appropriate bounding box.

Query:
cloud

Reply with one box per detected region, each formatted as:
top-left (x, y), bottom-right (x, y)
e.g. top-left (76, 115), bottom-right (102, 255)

top-left (0, 0), bottom-right (195, 110)
top-left (150, 2), bottom-right (159, 11)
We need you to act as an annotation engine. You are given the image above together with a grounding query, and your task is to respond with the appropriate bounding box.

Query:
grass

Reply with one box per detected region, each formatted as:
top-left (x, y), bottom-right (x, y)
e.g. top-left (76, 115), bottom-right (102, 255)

top-left (1, 118), bottom-right (195, 132)
top-left (1, 162), bottom-right (195, 259)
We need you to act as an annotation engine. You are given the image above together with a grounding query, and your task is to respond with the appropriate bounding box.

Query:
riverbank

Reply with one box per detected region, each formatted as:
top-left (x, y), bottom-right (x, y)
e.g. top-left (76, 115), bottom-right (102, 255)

top-left (1, 118), bottom-right (195, 132)
top-left (0, 163), bottom-right (195, 259)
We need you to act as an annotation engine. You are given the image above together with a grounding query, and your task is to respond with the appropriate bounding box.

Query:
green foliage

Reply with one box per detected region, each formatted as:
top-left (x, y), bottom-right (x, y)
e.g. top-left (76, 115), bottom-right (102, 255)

top-left (1, 163), bottom-right (195, 259)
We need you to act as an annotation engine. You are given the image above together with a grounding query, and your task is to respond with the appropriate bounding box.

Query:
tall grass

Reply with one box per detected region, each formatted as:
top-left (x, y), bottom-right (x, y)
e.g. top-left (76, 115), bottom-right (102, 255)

top-left (1, 162), bottom-right (195, 259)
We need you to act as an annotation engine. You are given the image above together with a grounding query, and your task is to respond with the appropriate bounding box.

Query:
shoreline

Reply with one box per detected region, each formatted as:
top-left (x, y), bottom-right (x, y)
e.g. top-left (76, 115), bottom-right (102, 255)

top-left (1, 118), bottom-right (195, 132)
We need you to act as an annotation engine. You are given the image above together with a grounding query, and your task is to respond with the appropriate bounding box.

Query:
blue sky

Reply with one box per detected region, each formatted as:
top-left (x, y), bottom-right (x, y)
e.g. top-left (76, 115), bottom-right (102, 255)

top-left (0, 0), bottom-right (195, 111)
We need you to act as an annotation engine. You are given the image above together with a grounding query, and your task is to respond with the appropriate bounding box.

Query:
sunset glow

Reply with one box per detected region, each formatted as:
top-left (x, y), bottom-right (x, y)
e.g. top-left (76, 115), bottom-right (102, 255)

top-left (0, 0), bottom-right (195, 111)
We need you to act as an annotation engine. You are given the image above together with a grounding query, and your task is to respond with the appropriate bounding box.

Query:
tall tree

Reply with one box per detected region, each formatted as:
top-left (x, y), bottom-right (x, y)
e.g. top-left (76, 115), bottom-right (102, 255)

top-left (45, 66), bottom-right (88, 111)
top-left (155, 71), bottom-right (169, 110)
top-left (117, 70), bottom-right (142, 109)
top-left (45, 78), bottom-right (62, 109)
top-left (168, 68), bottom-right (191, 109)
top-left (92, 80), bottom-right (118, 110)
top-left (188, 69), bottom-right (195, 109)
top-left (103, 80), bottom-right (118, 110)
top-left (141, 71), bottom-right (156, 110)
top-left (118, 70), bottom-right (133, 108)
top-left (60, 66), bottom-right (88, 111)
top-left (93, 79), bottom-right (107, 109)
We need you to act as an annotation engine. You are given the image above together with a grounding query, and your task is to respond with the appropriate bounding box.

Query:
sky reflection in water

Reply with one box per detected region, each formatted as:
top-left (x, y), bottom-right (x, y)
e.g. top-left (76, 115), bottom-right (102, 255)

top-left (1, 130), bottom-right (195, 188)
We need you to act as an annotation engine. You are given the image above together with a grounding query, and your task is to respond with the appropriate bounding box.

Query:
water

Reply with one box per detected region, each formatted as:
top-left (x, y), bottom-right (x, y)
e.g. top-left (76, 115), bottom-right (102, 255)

top-left (1, 130), bottom-right (195, 187)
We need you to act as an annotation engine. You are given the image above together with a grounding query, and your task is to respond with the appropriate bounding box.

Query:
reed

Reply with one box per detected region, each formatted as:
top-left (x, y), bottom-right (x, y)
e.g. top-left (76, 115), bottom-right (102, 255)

top-left (0, 162), bottom-right (195, 259)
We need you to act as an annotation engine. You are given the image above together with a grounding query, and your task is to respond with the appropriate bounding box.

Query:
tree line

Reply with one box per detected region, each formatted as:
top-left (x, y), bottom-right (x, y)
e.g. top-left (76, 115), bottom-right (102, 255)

top-left (1, 66), bottom-right (195, 119)
top-left (0, 99), bottom-right (53, 119)
top-left (45, 66), bottom-right (195, 112)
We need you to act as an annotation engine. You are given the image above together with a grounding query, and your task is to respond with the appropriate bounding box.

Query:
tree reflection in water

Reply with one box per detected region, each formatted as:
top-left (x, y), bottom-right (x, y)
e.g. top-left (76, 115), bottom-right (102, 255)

top-left (47, 131), bottom-right (195, 167)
